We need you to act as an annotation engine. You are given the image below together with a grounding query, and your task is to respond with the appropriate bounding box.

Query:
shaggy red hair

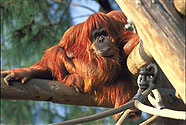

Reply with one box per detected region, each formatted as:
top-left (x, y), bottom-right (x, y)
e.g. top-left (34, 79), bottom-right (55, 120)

top-left (2, 10), bottom-right (140, 119)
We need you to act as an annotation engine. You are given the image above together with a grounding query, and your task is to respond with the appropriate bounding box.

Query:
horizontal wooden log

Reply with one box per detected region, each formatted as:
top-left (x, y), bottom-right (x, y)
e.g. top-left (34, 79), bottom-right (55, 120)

top-left (1, 78), bottom-right (113, 108)
top-left (1, 78), bottom-right (185, 111)
top-left (116, 0), bottom-right (186, 103)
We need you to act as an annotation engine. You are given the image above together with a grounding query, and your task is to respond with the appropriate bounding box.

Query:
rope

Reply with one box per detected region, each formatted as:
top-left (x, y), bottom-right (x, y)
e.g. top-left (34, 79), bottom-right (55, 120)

top-left (50, 63), bottom-right (186, 124)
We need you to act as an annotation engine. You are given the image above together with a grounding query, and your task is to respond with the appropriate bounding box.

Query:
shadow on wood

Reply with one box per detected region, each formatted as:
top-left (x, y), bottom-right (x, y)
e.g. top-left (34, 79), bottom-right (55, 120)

top-left (116, 0), bottom-right (185, 103)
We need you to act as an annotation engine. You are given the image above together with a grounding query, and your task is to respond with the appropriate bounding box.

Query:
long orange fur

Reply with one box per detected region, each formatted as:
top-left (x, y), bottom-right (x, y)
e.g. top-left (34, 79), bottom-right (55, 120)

top-left (2, 10), bottom-right (140, 119)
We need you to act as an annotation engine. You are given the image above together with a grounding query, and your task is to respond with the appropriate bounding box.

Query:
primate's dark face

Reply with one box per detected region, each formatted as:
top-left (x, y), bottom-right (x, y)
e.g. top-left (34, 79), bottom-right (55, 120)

top-left (90, 27), bottom-right (119, 57)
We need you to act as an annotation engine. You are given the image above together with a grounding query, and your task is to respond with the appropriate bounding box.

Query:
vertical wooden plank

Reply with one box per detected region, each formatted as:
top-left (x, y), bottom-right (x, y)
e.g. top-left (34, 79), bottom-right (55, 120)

top-left (116, 0), bottom-right (185, 103)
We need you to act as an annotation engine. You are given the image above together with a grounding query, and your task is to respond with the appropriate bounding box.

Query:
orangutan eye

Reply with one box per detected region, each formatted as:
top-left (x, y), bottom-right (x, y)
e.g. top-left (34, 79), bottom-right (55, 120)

top-left (100, 29), bottom-right (108, 36)
top-left (94, 32), bottom-right (100, 38)
top-left (91, 28), bottom-right (108, 42)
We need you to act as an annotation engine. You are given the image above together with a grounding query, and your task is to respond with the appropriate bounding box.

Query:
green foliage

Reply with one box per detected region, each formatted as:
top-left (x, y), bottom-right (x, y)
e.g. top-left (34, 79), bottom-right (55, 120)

top-left (61, 106), bottom-right (115, 125)
top-left (1, 1), bottom-right (143, 124)
top-left (1, 0), bottom-right (73, 124)
top-left (1, 100), bottom-right (35, 124)
top-left (1, 0), bottom-right (71, 68)
top-left (1, 0), bottom-right (115, 124)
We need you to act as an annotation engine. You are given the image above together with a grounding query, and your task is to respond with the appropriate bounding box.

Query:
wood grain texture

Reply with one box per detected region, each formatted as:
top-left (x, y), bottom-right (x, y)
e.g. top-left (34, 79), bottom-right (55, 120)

top-left (116, 0), bottom-right (185, 103)
top-left (1, 78), bottom-right (113, 108)
top-left (1, 76), bottom-right (185, 111)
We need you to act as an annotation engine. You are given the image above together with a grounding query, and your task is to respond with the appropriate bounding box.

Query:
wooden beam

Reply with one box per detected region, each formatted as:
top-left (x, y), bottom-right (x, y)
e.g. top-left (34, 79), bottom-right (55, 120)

top-left (1, 78), bottom-right (113, 108)
top-left (1, 78), bottom-right (185, 111)
top-left (116, 0), bottom-right (185, 103)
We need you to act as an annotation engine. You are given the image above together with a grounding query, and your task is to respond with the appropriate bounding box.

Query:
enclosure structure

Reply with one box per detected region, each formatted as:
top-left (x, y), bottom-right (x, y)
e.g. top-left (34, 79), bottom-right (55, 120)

top-left (1, 0), bottom-right (186, 124)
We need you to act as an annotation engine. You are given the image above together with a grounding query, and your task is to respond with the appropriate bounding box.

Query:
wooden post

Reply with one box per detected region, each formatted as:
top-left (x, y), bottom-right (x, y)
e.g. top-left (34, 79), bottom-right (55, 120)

top-left (116, 0), bottom-right (185, 103)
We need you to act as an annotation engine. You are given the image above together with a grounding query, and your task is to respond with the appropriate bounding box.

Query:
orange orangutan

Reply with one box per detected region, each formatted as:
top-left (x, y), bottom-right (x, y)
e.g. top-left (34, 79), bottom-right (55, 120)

top-left (2, 10), bottom-right (140, 118)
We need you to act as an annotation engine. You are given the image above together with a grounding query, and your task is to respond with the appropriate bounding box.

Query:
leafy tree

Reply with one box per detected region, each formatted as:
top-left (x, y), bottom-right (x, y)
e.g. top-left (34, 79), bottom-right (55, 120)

top-left (1, 0), bottom-right (72, 124)
top-left (1, 0), bottom-right (143, 124)
top-left (1, 100), bottom-right (34, 124)
top-left (1, 0), bottom-right (115, 124)
top-left (1, 0), bottom-right (71, 68)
